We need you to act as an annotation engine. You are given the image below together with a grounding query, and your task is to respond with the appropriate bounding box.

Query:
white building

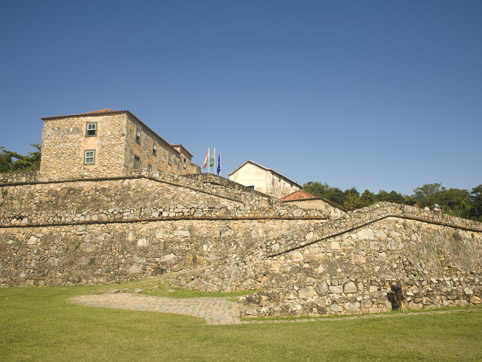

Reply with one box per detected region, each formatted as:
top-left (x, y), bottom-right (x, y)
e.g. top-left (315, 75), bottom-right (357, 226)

top-left (228, 160), bottom-right (301, 198)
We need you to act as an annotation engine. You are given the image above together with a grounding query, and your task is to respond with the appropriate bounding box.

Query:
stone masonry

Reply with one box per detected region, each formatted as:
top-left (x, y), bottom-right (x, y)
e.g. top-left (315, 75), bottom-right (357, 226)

top-left (1, 171), bottom-right (481, 318)
top-left (40, 109), bottom-right (200, 180)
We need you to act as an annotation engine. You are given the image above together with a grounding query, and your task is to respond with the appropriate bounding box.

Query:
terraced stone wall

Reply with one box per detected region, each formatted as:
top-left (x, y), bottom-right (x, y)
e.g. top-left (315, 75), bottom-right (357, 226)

top-left (0, 218), bottom-right (321, 287)
top-left (170, 204), bottom-right (482, 316)
top-left (0, 173), bottom-right (327, 227)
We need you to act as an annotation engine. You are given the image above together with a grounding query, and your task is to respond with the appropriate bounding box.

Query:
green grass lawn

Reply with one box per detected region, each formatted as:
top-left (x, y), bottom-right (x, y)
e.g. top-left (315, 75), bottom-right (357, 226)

top-left (1, 284), bottom-right (482, 362)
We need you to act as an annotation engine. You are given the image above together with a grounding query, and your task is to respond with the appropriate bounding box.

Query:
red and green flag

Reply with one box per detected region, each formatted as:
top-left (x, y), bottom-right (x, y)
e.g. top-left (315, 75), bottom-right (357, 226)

top-left (203, 148), bottom-right (209, 169)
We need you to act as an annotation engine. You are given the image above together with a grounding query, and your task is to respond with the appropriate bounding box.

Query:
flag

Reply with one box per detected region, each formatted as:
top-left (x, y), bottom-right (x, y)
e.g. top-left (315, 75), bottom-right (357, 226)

top-left (210, 148), bottom-right (215, 168)
top-left (203, 148), bottom-right (209, 169)
top-left (217, 153), bottom-right (221, 175)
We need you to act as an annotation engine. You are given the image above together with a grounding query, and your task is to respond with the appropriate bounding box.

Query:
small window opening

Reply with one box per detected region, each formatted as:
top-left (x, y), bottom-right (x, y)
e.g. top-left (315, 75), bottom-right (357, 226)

top-left (86, 122), bottom-right (97, 137)
top-left (134, 155), bottom-right (141, 169)
top-left (84, 150), bottom-right (95, 164)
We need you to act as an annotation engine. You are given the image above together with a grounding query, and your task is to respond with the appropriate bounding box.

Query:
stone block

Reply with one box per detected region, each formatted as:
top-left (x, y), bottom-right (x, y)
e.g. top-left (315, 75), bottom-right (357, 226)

top-left (344, 281), bottom-right (357, 293)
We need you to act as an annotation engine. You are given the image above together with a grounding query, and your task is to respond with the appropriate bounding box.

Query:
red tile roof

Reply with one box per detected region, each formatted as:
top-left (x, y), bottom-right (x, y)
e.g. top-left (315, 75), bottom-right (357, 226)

top-left (279, 190), bottom-right (347, 212)
top-left (278, 190), bottom-right (316, 202)
top-left (83, 108), bottom-right (116, 114)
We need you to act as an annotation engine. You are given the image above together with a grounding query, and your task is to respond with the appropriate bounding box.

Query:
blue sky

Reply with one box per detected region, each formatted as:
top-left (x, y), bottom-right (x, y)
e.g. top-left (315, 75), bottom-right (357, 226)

top-left (1, 0), bottom-right (481, 195)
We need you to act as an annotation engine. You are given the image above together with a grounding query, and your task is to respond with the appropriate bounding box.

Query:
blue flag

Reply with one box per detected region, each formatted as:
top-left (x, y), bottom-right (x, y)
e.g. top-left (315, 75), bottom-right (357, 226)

top-left (217, 153), bottom-right (221, 175)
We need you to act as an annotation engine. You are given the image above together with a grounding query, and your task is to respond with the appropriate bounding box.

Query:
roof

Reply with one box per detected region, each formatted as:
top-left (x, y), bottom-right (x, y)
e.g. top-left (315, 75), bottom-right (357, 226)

top-left (228, 160), bottom-right (302, 188)
top-left (41, 109), bottom-right (193, 158)
top-left (279, 189), bottom-right (347, 212)
top-left (278, 190), bottom-right (316, 202)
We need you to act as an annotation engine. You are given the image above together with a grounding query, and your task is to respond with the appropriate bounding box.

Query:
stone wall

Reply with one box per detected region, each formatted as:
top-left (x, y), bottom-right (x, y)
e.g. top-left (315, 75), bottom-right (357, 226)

top-left (1, 173), bottom-right (481, 318)
top-left (124, 114), bottom-right (198, 176)
top-left (281, 199), bottom-right (347, 219)
top-left (0, 219), bottom-right (320, 287)
top-left (40, 113), bottom-right (128, 180)
top-left (0, 171), bottom-right (39, 184)
top-left (0, 174), bottom-right (327, 227)
top-left (170, 203), bottom-right (482, 315)
top-left (237, 217), bottom-right (482, 316)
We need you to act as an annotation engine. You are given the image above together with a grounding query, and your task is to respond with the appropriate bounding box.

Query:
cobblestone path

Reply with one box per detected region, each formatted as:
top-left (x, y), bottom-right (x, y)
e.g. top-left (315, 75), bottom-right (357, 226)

top-left (71, 294), bottom-right (482, 326)
top-left (71, 294), bottom-right (243, 325)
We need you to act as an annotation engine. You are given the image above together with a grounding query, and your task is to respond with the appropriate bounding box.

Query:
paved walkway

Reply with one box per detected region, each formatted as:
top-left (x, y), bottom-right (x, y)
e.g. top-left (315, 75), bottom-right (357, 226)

top-left (71, 293), bottom-right (243, 325)
top-left (71, 293), bottom-right (482, 326)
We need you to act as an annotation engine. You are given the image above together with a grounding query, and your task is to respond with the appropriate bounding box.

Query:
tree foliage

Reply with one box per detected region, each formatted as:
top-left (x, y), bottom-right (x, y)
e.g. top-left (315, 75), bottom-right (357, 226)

top-left (303, 181), bottom-right (482, 221)
top-left (0, 144), bottom-right (41, 173)
top-left (469, 185), bottom-right (482, 221)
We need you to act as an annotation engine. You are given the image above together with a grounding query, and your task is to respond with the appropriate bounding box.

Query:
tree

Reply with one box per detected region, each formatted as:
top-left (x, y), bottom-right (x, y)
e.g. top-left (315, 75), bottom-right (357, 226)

top-left (343, 187), bottom-right (363, 210)
top-left (376, 190), bottom-right (406, 204)
top-left (0, 147), bottom-right (14, 173)
top-left (303, 180), bottom-right (480, 221)
top-left (413, 183), bottom-right (445, 207)
top-left (360, 189), bottom-right (377, 207)
top-left (469, 185), bottom-right (482, 220)
top-left (303, 182), bottom-right (345, 206)
top-left (0, 144), bottom-right (41, 173)
top-left (437, 188), bottom-right (471, 218)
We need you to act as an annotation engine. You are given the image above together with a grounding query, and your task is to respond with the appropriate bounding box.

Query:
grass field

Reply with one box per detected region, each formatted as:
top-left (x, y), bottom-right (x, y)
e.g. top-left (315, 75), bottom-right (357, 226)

top-left (1, 283), bottom-right (482, 362)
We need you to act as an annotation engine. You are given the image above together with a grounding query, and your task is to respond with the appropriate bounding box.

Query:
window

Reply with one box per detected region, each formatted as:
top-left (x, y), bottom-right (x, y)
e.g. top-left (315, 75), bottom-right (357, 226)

top-left (135, 128), bottom-right (141, 143)
top-left (183, 158), bottom-right (187, 168)
top-left (147, 164), bottom-right (152, 172)
top-left (85, 122), bottom-right (97, 137)
top-left (134, 155), bottom-right (141, 169)
top-left (168, 152), bottom-right (172, 165)
top-left (84, 150), bottom-right (95, 165)
top-left (152, 142), bottom-right (157, 156)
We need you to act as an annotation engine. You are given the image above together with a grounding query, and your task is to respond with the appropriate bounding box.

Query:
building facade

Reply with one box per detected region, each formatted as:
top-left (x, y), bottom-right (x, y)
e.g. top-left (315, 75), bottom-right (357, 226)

top-left (228, 160), bottom-right (301, 198)
top-left (40, 108), bottom-right (200, 180)
top-left (278, 190), bottom-right (347, 218)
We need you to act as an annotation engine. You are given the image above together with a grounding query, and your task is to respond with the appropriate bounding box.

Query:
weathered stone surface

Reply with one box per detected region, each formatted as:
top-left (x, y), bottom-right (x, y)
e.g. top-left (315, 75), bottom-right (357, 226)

top-left (344, 281), bottom-right (357, 293)
top-left (357, 228), bottom-right (375, 240)
top-left (1, 172), bottom-right (481, 319)
top-left (470, 296), bottom-right (482, 304)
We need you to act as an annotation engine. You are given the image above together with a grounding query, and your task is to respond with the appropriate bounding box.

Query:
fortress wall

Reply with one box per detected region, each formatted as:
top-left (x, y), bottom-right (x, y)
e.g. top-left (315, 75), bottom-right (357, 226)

top-left (0, 218), bottom-right (321, 287)
top-left (0, 171), bottom-right (39, 184)
top-left (0, 179), bottom-right (326, 228)
top-left (170, 204), bottom-right (482, 316)
top-left (0, 175), bottom-right (327, 227)
top-left (1, 173), bottom-right (481, 317)
top-left (240, 218), bottom-right (482, 316)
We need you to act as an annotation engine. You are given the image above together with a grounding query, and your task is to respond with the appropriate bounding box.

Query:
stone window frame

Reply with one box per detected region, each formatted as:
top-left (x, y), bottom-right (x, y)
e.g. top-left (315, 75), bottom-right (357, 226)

top-left (135, 127), bottom-right (141, 144)
top-left (85, 122), bottom-right (97, 137)
top-left (168, 152), bottom-right (172, 165)
top-left (84, 149), bottom-right (96, 165)
top-left (183, 157), bottom-right (187, 169)
top-left (134, 155), bottom-right (141, 169)
top-left (152, 142), bottom-right (157, 156)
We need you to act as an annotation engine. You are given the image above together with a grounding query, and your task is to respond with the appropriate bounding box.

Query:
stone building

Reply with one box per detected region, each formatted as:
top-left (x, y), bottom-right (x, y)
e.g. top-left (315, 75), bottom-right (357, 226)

top-left (39, 108), bottom-right (200, 180)
top-left (229, 160), bottom-right (301, 198)
top-left (278, 190), bottom-right (347, 218)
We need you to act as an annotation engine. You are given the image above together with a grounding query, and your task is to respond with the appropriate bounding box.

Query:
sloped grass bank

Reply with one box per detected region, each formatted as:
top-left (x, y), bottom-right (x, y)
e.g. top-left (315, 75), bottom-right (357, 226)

top-left (1, 284), bottom-right (482, 362)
